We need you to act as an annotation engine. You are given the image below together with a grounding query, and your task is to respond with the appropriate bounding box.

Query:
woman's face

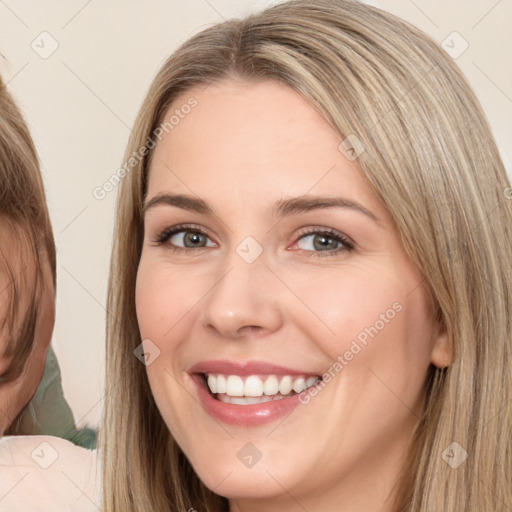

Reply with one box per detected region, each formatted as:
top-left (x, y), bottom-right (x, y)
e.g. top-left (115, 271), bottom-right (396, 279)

top-left (136, 78), bottom-right (450, 509)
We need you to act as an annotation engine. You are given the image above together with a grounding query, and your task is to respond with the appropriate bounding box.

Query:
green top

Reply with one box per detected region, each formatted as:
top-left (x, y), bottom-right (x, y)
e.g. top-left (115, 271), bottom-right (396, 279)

top-left (14, 345), bottom-right (97, 449)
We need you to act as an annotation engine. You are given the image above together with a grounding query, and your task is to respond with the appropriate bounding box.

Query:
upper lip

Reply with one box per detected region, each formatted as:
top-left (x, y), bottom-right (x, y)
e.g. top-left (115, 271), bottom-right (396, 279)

top-left (188, 359), bottom-right (321, 377)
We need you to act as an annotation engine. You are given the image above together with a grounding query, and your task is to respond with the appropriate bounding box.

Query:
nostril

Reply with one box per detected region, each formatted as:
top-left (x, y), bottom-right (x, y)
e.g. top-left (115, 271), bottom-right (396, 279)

top-left (235, 325), bottom-right (263, 338)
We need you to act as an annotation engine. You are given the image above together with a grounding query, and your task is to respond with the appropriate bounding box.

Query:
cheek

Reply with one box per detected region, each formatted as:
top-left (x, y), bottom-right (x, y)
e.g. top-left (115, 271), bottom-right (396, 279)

top-left (289, 264), bottom-right (434, 384)
top-left (135, 262), bottom-right (215, 452)
top-left (285, 268), bottom-right (434, 462)
top-left (135, 260), bottom-right (199, 344)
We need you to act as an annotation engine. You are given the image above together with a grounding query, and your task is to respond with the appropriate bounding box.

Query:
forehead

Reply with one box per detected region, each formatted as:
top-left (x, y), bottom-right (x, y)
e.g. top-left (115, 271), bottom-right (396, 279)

top-left (146, 78), bottom-right (382, 218)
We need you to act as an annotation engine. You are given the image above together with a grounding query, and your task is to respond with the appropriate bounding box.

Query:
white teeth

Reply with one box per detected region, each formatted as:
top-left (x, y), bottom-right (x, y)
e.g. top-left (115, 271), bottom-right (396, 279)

top-left (226, 375), bottom-right (244, 397)
top-left (205, 373), bottom-right (321, 399)
top-left (306, 376), bottom-right (319, 388)
top-left (263, 375), bottom-right (279, 395)
top-left (279, 376), bottom-right (293, 395)
top-left (244, 375), bottom-right (264, 397)
top-left (292, 377), bottom-right (306, 393)
top-left (217, 374), bottom-right (226, 394)
top-left (207, 374), bottom-right (217, 394)
top-left (218, 395), bottom-right (274, 405)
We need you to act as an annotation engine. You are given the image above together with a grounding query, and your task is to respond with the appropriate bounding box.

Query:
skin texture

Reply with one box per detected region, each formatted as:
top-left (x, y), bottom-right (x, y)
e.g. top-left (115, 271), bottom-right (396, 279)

top-left (135, 78), bottom-right (452, 512)
top-left (0, 225), bottom-right (55, 433)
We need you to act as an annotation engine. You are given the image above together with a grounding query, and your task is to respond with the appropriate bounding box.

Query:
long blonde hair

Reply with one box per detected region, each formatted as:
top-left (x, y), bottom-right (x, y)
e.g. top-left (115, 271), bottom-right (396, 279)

top-left (102, 1), bottom-right (512, 510)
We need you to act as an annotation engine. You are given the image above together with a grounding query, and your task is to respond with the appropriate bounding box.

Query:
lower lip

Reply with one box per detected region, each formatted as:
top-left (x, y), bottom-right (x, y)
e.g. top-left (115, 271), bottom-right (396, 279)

top-left (190, 374), bottom-right (309, 427)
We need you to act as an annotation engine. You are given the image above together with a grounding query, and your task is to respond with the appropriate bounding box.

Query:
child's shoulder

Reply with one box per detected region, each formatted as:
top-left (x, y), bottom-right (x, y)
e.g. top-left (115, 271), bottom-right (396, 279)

top-left (0, 435), bottom-right (100, 511)
top-left (0, 434), bottom-right (97, 465)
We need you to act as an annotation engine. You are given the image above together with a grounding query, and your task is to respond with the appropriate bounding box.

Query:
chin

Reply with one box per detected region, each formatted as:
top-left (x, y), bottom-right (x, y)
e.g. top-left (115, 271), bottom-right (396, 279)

top-left (193, 463), bottom-right (286, 500)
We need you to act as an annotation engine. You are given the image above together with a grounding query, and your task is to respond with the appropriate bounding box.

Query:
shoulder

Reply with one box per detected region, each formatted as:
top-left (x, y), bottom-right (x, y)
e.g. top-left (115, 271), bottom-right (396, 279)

top-left (0, 435), bottom-right (101, 511)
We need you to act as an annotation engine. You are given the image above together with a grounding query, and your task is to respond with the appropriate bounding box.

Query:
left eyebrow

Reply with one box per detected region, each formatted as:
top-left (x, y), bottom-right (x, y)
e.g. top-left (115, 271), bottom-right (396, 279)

top-left (141, 193), bottom-right (382, 227)
top-left (272, 195), bottom-right (381, 226)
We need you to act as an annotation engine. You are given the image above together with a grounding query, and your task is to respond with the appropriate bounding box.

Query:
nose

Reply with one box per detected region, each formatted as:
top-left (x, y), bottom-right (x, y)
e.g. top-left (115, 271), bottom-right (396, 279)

top-left (199, 254), bottom-right (283, 340)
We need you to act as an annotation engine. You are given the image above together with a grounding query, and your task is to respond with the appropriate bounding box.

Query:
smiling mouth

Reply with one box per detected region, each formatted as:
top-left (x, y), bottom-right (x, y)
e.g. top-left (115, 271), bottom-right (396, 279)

top-left (201, 373), bottom-right (322, 405)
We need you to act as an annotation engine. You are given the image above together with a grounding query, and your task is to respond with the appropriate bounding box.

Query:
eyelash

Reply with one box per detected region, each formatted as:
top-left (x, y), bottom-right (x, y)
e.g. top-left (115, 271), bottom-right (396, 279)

top-left (151, 223), bottom-right (355, 258)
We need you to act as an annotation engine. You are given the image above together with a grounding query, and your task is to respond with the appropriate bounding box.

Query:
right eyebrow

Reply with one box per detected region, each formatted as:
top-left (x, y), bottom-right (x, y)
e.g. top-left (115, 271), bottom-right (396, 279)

top-left (142, 193), bottom-right (212, 217)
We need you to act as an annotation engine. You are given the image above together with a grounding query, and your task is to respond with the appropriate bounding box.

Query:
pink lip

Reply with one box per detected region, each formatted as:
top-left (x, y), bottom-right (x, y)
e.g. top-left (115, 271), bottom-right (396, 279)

top-left (189, 359), bottom-right (319, 377)
top-left (188, 360), bottom-right (322, 427)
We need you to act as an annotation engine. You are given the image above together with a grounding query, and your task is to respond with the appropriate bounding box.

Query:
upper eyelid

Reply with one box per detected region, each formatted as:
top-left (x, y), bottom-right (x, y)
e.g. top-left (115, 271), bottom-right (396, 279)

top-left (152, 223), bottom-right (216, 246)
top-left (164, 223), bottom-right (214, 240)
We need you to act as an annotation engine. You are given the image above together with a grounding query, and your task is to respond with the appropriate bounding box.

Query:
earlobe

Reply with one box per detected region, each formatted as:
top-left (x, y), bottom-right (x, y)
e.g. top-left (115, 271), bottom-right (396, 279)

top-left (430, 325), bottom-right (453, 368)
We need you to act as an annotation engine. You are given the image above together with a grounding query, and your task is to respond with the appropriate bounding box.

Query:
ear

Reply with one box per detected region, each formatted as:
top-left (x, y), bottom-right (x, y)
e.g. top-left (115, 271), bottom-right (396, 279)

top-left (429, 320), bottom-right (453, 368)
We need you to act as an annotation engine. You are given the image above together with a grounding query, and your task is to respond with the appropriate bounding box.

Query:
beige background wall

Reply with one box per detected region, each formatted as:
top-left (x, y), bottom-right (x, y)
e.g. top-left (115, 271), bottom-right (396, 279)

top-left (1, 0), bottom-right (510, 429)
